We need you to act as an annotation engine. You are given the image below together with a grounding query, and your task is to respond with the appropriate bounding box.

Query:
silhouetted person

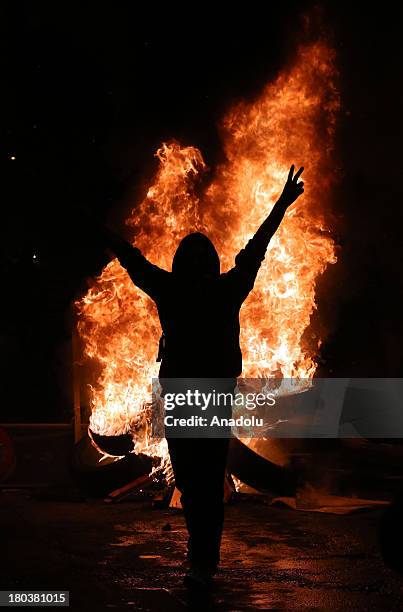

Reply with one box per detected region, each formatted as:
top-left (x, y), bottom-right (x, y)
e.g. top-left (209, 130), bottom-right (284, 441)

top-left (98, 164), bottom-right (304, 588)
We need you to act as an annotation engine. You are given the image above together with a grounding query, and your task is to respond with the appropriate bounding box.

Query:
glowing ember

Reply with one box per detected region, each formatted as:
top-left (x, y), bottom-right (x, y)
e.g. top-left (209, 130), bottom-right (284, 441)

top-left (76, 40), bottom-right (339, 463)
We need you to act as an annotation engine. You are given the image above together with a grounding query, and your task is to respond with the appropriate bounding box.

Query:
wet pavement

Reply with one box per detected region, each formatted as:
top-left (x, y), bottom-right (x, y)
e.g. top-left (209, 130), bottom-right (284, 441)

top-left (1, 491), bottom-right (403, 610)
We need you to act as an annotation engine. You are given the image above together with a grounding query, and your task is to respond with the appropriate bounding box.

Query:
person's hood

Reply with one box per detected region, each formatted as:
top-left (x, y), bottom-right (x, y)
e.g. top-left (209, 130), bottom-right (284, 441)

top-left (171, 232), bottom-right (220, 278)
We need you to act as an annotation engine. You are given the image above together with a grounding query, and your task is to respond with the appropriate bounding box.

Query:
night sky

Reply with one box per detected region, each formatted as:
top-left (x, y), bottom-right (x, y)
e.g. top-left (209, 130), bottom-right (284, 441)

top-left (1, 2), bottom-right (402, 421)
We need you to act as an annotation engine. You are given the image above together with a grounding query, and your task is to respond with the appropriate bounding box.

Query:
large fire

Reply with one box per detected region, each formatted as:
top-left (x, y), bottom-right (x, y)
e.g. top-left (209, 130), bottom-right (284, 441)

top-left (76, 40), bottom-right (339, 462)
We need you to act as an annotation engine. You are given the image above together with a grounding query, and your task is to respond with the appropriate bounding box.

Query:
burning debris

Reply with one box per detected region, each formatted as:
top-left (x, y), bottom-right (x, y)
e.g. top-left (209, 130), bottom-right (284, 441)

top-left (76, 40), bottom-right (339, 473)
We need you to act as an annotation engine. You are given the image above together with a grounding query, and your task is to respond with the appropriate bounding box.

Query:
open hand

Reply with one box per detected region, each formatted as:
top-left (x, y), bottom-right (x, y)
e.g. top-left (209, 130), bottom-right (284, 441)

top-left (279, 165), bottom-right (304, 207)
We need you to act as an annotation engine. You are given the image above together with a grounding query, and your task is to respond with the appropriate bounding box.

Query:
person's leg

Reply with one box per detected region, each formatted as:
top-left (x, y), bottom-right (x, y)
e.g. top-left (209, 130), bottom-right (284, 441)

top-left (168, 436), bottom-right (229, 573)
top-left (167, 437), bottom-right (194, 544)
top-left (165, 378), bottom-right (235, 581)
top-left (185, 437), bottom-right (229, 572)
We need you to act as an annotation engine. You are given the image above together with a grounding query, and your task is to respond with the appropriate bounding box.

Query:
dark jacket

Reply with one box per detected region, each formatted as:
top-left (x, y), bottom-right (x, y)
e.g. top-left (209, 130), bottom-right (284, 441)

top-left (115, 230), bottom-right (270, 378)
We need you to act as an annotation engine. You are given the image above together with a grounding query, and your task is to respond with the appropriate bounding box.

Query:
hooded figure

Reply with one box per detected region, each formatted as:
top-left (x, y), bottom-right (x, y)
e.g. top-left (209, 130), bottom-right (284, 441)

top-left (171, 232), bottom-right (220, 278)
top-left (116, 228), bottom-right (266, 379)
top-left (111, 225), bottom-right (275, 577)
top-left (102, 164), bottom-right (304, 586)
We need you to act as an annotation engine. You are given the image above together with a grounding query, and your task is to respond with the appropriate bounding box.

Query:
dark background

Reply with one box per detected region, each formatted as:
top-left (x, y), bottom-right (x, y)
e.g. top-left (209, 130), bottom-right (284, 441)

top-left (0, 2), bottom-right (402, 422)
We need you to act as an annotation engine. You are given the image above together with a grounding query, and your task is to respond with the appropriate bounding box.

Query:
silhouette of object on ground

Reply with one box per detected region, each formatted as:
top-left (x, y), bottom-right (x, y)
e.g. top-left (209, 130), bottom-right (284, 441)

top-left (380, 489), bottom-right (403, 573)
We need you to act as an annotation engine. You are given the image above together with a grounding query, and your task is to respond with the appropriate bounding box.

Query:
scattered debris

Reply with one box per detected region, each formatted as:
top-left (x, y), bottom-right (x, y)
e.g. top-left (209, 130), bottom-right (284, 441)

top-left (271, 494), bottom-right (389, 514)
top-left (104, 474), bottom-right (153, 504)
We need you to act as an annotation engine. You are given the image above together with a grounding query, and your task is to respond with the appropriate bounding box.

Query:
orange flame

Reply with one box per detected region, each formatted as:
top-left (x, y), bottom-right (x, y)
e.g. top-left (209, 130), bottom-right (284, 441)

top-left (76, 40), bottom-right (339, 461)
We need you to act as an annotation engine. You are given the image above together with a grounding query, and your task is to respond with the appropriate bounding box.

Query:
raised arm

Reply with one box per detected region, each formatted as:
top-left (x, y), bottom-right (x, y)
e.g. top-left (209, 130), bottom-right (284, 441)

top-left (244, 165), bottom-right (304, 259)
top-left (225, 165), bottom-right (305, 301)
top-left (83, 207), bottom-right (169, 301)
